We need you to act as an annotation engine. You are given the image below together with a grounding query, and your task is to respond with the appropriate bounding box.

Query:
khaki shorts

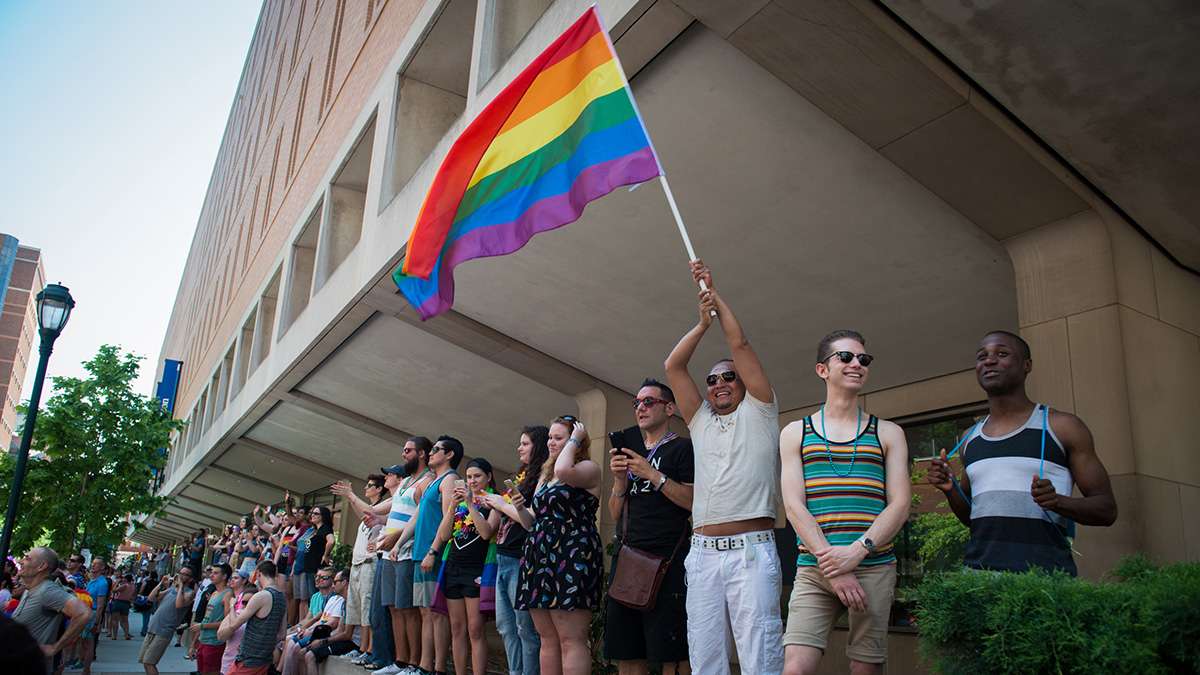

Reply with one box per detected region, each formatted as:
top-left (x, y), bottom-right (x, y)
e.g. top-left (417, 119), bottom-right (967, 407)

top-left (137, 633), bottom-right (172, 665)
top-left (346, 558), bottom-right (375, 625)
top-left (784, 563), bottom-right (896, 664)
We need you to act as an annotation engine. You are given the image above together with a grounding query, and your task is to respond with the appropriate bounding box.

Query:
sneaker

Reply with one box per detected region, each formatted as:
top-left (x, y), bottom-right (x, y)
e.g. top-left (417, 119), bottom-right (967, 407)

top-left (340, 650), bottom-right (362, 660)
top-left (352, 654), bottom-right (372, 665)
top-left (373, 665), bottom-right (404, 675)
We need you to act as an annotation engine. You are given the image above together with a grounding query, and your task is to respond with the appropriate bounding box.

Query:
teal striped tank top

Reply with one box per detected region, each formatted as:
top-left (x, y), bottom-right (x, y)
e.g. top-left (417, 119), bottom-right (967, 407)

top-left (795, 414), bottom-right (894, 567)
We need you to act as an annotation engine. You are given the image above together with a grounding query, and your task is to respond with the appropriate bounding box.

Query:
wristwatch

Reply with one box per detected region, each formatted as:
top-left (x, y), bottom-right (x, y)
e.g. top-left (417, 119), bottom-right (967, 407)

top-left (653, 473), bottom-right (668, 491)
top-left (859, 536), bottom-right (877, 554)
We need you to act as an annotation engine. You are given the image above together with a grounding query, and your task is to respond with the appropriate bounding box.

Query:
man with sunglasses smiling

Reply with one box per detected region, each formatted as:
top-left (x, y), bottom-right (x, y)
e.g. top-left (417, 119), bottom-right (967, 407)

top-left (779, 330), bottom-right (910, 675)
top-left (605, 378), bottom-right (695, 674)
top-left (664, 259), bottom-right (784, 674)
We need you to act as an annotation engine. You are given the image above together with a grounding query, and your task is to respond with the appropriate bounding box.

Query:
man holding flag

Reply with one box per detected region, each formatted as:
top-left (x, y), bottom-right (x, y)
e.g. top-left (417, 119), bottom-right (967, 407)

top-left (664, 261), bottom-right (785, 674)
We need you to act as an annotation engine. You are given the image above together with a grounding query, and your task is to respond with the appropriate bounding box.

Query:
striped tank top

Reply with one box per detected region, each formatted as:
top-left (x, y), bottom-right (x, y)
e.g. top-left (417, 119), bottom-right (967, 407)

top-left (961, 404), bottom-right (1075, 574)
top-left (387, 472), bottom-right (427, 560)
top-left (795, 414), bottom-right (894, 567)
top-left (236, 586), bottom-right (286, 666)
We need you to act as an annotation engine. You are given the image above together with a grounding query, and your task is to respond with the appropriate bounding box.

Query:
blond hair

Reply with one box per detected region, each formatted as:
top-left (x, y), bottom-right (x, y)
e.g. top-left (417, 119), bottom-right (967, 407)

top-left (540, 417), bottom-right (591, 483)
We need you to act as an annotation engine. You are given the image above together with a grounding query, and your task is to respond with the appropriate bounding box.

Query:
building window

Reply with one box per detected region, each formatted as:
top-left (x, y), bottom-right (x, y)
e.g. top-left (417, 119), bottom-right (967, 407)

top-left (279, 201), bottom-right (322, 337)
top-left (477, 0), bottom-right (552, 89)
top-left (317, 115), bottom-right (375, 287)
top-left (891, 407), bottom-right (985, 626)
top-left (379, 0), bottom-right (474, 209)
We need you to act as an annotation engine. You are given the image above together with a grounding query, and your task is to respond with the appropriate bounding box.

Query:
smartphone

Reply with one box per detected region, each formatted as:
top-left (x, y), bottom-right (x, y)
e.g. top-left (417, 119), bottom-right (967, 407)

top-left (608, 426), bottom-right (647, 456)
top-left (503, 478), bottom-right (519, 494)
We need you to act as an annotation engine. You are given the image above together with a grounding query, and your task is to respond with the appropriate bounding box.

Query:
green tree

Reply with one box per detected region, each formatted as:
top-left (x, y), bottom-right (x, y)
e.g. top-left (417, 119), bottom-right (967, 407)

top-left (0, 345), bottom-right (184, 556)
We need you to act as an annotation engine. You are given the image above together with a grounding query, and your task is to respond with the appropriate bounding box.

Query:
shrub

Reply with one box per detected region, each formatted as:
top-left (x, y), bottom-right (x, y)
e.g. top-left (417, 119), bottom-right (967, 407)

top-left (912, 510), bottom-right (968, 572)
top-left (915, 557), bottom-right (1200, 674)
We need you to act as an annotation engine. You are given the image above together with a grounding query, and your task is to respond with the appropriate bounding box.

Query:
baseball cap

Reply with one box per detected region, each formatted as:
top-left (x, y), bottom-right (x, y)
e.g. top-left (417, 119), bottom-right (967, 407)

top-left (380, 464), bottom-right (408, 476)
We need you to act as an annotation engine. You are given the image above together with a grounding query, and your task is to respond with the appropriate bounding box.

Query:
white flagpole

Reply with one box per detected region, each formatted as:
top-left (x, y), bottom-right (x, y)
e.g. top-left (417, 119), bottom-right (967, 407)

top-left (591, 5), bottom-right (715, 312)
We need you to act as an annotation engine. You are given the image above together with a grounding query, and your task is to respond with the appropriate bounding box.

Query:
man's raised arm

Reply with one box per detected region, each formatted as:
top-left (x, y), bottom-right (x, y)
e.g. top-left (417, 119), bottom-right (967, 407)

top-left (694, 261), bottom-right (773, 403)
top-left (664, 265), bottom-right (713, 422)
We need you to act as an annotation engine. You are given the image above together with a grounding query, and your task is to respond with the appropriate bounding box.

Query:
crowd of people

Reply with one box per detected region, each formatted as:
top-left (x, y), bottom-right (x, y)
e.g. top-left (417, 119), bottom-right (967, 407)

top-left (3, 260), bottom-right (1119, 675)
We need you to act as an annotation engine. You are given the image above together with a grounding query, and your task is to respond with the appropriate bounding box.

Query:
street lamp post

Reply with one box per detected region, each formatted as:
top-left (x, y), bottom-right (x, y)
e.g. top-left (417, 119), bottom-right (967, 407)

top-left (0, 283), bottom-right (74, 565)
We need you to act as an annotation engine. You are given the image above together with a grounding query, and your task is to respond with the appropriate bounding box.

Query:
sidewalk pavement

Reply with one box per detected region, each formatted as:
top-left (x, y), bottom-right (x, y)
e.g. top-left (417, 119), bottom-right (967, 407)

top-left (64, 631), bottom-right (194, 675)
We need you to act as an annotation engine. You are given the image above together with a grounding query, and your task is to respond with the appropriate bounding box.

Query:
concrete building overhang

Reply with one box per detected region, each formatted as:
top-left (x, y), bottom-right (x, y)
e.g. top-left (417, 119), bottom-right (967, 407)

top-left (135, 0), bottom-right (1194, 545)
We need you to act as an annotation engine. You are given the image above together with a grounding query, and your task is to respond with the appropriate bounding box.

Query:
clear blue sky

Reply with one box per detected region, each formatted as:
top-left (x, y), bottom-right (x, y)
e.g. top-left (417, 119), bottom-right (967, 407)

top-left (0, 1), bottom-right (262, 398)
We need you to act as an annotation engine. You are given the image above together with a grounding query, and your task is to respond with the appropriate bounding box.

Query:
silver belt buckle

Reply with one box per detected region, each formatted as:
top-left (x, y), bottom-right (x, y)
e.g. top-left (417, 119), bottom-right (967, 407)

top-left (716, 537), bottom-right (730, 551)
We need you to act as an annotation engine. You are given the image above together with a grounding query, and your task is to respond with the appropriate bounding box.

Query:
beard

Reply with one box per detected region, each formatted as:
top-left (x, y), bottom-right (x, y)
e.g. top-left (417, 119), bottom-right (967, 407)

top-left (404, 457), bottom-right (420, 475)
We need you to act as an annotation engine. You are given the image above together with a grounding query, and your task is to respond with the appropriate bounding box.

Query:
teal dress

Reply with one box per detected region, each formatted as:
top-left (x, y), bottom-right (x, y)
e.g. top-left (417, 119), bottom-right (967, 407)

top-left (413, 471), bottom-right (456, 606)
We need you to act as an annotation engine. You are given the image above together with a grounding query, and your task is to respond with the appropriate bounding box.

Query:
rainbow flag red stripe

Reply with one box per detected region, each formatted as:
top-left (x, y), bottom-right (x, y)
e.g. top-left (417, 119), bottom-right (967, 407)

top-left (393, 7), bottom-right (661, 319)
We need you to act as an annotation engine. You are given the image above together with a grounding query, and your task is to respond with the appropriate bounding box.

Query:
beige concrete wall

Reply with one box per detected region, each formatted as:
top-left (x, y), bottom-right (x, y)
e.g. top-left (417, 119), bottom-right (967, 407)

top-left (1004, 208), bottom-right (1200, 575)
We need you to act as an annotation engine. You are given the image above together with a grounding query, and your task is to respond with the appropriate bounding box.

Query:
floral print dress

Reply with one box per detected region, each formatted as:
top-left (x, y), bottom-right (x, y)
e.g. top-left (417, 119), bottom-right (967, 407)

top-left (516, 480), bottom-right (603, 610)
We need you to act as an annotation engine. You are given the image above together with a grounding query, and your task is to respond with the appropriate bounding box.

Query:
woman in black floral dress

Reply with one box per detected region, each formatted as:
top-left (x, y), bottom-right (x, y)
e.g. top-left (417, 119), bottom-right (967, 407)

top-left (513, 416), bottom-right (602, 675)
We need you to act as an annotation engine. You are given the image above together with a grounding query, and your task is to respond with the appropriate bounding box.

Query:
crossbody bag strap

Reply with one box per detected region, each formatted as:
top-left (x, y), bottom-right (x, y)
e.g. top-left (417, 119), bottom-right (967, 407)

top-left (620, 482), bottom-right (631, 541)
top-left (664, 526), bottom-right (688, 565)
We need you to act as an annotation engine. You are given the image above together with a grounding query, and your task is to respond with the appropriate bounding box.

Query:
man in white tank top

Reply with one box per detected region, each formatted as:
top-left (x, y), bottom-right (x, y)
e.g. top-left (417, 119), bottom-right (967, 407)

top-left (664, 260), bottom-right (784, 675)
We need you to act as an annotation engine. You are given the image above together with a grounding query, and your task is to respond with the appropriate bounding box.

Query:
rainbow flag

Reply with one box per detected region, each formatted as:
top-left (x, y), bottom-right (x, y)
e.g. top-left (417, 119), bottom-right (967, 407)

top-left (393, 7), bottom-right (661, 319)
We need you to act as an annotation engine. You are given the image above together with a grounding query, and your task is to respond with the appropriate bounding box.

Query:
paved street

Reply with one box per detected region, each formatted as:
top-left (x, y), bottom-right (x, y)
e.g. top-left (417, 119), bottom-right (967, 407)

top-left (64, 632), bottom-right (193, 675)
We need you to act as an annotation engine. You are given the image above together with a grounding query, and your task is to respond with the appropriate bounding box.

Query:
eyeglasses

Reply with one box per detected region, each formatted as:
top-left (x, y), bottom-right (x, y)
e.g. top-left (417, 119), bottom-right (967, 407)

top-left (705, 371), bottom-right (738, 387)
top-left (310, 511), bottom-right (321, 516)
top-left (820, 351), bottom-right (874, 367)
top-left (367, 483), bottom-right (382, 489)
top-left (69, 558), bottom-right (83, 563)
top-left (631, 397), bottom-right (668, 409)
top-left (316, 575), bottom-right (333, 581)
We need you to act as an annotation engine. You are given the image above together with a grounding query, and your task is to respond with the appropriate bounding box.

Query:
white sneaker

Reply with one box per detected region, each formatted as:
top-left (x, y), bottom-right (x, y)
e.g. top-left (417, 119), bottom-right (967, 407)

top-left (340, 650), bottom-right (363, 660)
top-left (374, 665), bottom-right (404, 675)
top-left (397, 668), bottom-right (423, 675)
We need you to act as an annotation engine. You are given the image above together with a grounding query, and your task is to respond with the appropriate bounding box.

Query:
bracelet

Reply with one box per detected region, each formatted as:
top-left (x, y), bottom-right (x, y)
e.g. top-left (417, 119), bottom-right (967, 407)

top-left (565, 437), bottom-right (578, 446)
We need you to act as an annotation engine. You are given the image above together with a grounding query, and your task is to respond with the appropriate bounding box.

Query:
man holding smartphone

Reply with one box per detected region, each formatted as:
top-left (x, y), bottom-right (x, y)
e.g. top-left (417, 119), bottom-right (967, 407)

top-left (139, 567), bottom-right (196, 675)
top-left (605, 378), bottom-right (695, 674)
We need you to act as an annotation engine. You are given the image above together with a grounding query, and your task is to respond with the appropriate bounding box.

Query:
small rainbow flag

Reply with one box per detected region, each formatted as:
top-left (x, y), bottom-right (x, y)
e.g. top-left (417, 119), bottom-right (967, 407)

top-left (393, 7), bottom-right (662, 319)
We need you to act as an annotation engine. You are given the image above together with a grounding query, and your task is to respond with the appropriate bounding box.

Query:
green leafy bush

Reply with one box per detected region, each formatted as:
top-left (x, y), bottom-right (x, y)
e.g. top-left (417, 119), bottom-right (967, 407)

top-left (328, 542), bottom-right (352, 571)
top-left (912, 510), bottom-right (969, 572)
top-left (915, 557), bottom-right (1200, 674)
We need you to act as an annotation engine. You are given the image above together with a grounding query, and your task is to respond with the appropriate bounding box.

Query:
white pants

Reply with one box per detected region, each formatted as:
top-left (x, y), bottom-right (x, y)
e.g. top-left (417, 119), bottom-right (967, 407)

top-left (685, 532), bottom-right (784, 675)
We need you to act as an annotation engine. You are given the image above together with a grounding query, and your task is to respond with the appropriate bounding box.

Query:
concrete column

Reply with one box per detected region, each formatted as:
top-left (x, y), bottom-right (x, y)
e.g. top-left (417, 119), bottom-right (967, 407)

top-left (1004, 208), bottom-right (1200, 575)
top-left (574, 385), bottom-right (638, 549)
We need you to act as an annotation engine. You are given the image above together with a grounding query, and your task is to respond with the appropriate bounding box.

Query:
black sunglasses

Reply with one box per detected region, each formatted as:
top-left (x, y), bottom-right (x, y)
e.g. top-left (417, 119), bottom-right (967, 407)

top-left (821, 351), bottom-right (874, 367)
top-left (631, 397), bottom-right (668, 409)
top-left (705, 371), bottom-right (738, 387)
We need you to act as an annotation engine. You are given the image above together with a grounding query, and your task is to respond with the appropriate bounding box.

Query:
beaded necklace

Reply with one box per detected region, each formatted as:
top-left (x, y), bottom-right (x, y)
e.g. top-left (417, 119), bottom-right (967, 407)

top-left (819, 405), bottom-right (862, 478)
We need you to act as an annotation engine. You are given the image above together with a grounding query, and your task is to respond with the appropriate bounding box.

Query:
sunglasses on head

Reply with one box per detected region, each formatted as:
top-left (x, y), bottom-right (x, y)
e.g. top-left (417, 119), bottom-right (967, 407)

top-left (705, 371), bottom-right (738, 387)
top-left (821, 351), bottom-right (874, 367)
top-left (560, 415), bottom-right (578, 423)
top-left (632, 397), bottom-right (668, 409)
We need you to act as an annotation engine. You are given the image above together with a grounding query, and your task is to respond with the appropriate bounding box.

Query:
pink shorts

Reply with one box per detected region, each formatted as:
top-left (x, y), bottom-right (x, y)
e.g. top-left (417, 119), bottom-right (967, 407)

top-left (195, 643), bottom-right (226, 673)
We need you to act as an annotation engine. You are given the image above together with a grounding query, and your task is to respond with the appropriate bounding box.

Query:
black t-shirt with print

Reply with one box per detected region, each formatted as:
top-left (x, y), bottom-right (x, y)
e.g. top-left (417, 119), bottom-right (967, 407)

top-left (447, 502), bottom-right (493, 569)
top-left (619, 434), bottom-right (695, 555)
